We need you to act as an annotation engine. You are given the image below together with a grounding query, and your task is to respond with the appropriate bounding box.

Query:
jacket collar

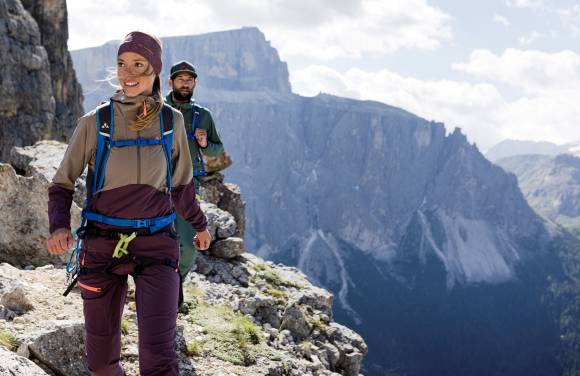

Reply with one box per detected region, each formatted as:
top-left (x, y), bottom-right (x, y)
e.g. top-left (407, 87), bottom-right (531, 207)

top-left (111, 90), bottom-right (150, 105)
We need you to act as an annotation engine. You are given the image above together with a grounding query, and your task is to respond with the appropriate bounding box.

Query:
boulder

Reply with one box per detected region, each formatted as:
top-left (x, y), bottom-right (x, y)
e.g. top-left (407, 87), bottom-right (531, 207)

top-left (210, 237), bottom-right (245, 259)
top-left (200, 202), bottom-right (237, 239)
top-left (10, 141), bottom-right (87, 207)
top-left (22, 321), bottom-right (87, 376)
top-left (0, 163), bottom-right (80, 266)
top-left (199, 173), bottom-right (246, 238)
top-left (1, 284), bottom-right (34, 315)
top-left (280, 302), bottom-right (312, 341)
top-left (194, 253), bottom-right (251, 287)
top-left (0, 347), bottom-right (49, 375)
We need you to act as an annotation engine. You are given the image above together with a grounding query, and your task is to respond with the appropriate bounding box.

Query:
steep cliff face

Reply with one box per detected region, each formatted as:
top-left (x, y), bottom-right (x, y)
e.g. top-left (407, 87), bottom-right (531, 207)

top-left (20, 0), bottom-right (84, 138)
top-left (0, 0), bottom-right (83, 161)
top-left (0, 0), bottom-right (54, 161)
top-left (205, 94), bottom-right (550, 286)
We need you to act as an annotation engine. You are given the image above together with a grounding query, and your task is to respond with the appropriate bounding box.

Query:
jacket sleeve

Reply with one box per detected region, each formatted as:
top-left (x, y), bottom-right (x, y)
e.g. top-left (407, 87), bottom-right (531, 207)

top-left (171, 110), bottom-right (208, 232)
top-left (47, 114), bottom-right (95, 233)
top-left (200, 110), bottom-right (224, 157)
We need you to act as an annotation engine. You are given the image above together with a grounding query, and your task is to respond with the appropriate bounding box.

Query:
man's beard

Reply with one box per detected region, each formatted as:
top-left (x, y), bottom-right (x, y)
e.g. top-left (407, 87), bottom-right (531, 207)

top-left (173, 88), bottom-right (193, 102)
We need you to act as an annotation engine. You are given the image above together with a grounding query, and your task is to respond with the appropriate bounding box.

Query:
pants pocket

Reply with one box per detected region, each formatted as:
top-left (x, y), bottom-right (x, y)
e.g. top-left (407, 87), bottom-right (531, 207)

top-left (78, 273), bottom-right (125, 301)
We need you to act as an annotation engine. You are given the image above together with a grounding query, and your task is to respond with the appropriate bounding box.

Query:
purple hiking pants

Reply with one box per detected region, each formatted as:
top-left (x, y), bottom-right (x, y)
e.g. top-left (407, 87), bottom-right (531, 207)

top-left (78, 232), bottom-right (180, 376)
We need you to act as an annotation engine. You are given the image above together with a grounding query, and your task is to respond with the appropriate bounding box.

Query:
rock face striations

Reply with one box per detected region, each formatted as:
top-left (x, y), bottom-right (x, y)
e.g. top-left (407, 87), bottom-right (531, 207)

top-left (0, 0), bottom-right (83, 161)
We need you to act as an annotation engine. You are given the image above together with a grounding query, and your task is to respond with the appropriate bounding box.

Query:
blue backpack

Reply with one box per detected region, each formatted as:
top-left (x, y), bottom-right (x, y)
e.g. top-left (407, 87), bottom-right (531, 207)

top-left (82, 101), bottom-right (177, 233)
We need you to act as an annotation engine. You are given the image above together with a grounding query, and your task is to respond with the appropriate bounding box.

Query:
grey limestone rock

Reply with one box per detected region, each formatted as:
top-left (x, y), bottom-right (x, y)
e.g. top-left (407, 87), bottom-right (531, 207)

top-left (280, 302), bottom-right (312, 342)
top-left (210, 237), bottom-right (245, 259)
top-left (0, 347), bottom-right (49, 375)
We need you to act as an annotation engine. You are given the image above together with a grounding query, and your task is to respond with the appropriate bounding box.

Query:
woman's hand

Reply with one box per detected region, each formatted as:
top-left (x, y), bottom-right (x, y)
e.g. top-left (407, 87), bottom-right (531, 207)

top-left (194, 229), bottom-right (212, 251)
top-left (47, 228), bottom-right (74, 255)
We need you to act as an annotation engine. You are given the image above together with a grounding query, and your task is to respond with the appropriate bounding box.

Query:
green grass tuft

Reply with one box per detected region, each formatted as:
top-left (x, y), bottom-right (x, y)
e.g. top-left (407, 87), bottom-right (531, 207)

top-left (187, 303), bottom-right (280, 365)
top-left (186, 339), bottom-right (202, 356)
top-left (0, 330), bottom-right (18, 351)
top-left (121, 319), bottom-right (130, 335)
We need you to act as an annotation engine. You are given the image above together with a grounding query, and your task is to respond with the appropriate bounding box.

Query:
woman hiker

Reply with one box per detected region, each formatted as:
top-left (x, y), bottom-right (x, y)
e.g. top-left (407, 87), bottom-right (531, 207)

top-left (46, 31), bottom-right (211, 376)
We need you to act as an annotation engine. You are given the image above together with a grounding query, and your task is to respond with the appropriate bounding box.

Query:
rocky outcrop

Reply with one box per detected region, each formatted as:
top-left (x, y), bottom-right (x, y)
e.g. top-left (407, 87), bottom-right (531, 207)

top-left (0, 250), bottom-right (367, 376)
top-left (0, 162), bottom-right (79, 267)
top-left (189, 253), bottom-right (367, 375)
top-left (0, 142), bottom-right (84, 267)
top-left (0, 0), bottom-right (83, 162)
top-left (0, 0), bottom-right (54, 162)
top-left (0, 347), bottom-right (48, 375)
top-left (200, 172), bottom-right (246, 239)
top-left (10, 140), bottom-right (87, 206)
top-left (20, 0), bottom-right (84, 139)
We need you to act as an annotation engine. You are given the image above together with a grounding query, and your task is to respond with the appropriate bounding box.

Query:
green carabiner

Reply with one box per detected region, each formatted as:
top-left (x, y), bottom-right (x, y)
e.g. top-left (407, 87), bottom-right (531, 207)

top-left (112, 232), bottom-right (137, 259)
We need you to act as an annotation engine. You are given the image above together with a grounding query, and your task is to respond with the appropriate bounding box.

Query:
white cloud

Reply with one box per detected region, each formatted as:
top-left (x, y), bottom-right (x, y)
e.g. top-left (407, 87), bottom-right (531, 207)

top-left (451, 49), bottom-right (580, 145)
top-left (452, 48), bottom-right (580, 95)
top-left (493, 14), bottom-right (510, 28)
top-left (290, 57), bottom-right (580, 150)
top-left (518, 31), bottom-right (544, 45)
top-left (496, 92), bottom-right (580, 144)
top-left (555, 4), bottom-right (580, 36)
top-left (506, 0), bottom-right (544, 8)
top-left (67, 0), bottom-right (452, 59)
top-left (67, 0), bottom-right (218, 50)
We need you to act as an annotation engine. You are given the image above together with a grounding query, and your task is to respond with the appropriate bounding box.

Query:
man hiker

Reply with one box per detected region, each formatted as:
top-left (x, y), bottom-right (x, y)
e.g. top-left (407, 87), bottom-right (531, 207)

top-left (166, 60), bottom-right (224, 302)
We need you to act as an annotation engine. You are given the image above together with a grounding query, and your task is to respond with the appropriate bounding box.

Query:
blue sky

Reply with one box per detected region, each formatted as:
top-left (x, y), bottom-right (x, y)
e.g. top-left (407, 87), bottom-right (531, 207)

top-left (67, 0), bottom-right (580, 151)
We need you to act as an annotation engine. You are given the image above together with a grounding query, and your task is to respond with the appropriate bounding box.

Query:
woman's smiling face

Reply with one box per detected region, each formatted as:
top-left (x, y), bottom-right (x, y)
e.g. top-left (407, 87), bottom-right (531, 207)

top-left (117, 51), bottom-right (155, 97)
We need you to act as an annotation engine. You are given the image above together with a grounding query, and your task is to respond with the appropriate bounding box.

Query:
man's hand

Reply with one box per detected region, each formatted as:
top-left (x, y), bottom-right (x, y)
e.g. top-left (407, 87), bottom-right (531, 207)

top-left (194, 229), bottom-right (212, 251)
top-left (47, 228), bottom-right (74, 255)
top-left (194, 128), bottom-right (207, 148)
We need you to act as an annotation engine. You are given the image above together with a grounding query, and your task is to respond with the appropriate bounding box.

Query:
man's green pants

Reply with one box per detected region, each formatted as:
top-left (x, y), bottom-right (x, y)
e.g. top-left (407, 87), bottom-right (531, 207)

top-left (176, 177), bottom-right (201, 280)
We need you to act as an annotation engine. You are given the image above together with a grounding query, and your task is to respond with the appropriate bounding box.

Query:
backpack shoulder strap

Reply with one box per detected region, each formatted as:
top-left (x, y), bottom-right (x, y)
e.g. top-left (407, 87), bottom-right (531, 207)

top-left (160, 104), bottom-right (175, 190)
top-left (93, 102), bottom-right (113, 195)
top-left (161, 104), bottom-right (174, 133)
top-left (192, 105), bottom-right (201, 130)
top-left (96, 102), bottom-right (112, 137)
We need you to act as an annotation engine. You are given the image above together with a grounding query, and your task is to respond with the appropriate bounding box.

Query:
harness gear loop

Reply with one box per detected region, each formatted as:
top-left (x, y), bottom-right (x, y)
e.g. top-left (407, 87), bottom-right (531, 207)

top-left (112, 231), bottom-right (137, 259)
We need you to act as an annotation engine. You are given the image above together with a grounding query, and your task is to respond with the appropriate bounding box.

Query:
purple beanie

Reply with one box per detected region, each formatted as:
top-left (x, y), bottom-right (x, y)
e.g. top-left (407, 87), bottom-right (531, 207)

top-left (117, 31), bottom-right (162, 75)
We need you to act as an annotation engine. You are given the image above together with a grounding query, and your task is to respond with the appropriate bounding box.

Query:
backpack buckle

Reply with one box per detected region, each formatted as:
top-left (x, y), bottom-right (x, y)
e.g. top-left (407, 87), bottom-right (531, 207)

top-left (135, 219), bottom-right (149, 228)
